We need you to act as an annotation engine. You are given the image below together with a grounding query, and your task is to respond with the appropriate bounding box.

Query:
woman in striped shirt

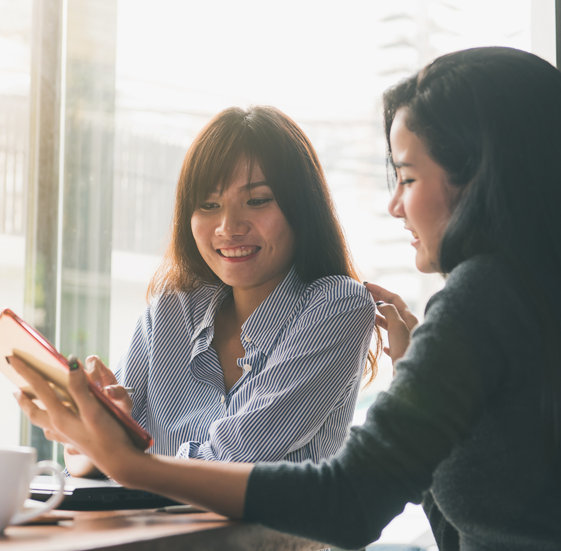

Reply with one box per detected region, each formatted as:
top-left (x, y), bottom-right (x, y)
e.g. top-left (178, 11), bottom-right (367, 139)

top-left (61, 105), bottom-right (380, 475)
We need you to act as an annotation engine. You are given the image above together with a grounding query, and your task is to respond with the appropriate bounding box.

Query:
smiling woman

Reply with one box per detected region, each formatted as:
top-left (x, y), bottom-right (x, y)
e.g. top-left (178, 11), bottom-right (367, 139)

top-left (388, 108), bottom-right (460, 273)
top-left (60, 105), bottom-right (380, 477)
top-left (190, 164), bottom-right (296, 299)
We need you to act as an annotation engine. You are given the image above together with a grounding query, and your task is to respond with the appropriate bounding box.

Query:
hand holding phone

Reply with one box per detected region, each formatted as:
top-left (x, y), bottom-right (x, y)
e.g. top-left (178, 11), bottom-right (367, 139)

top-left (84, 355), bottom-right (133, 416)
top-left (0, 309), bottom-right (153, 451)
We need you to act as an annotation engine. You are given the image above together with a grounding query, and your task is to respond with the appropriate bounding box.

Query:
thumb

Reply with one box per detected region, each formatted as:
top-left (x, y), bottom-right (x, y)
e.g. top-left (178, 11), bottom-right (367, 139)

top-left (85, 355), bottom-right (116, 388)
top-left (67, 355), bottom-right (98, 415)
top-left (103, 385), bottom-right (128, 401)
top-left (376, 302), bottom-right (406, 328)
top-left (102, 385), bottom-right (133, 414)
top-left (375, 303), bottom-right (412, 364)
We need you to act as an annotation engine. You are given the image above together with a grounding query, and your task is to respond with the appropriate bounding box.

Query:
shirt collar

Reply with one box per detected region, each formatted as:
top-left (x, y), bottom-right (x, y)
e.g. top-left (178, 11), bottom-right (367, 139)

top-left (190, 284), bottom-right (231, 343)
top-left (241, 265), bottom-right (306, 357)
top-left (189, 266), bottom-right (306, 355)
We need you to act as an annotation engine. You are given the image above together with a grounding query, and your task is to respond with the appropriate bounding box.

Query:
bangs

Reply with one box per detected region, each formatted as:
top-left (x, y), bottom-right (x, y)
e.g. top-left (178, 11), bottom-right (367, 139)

top-left (188, 122), bottom-right (263, 208)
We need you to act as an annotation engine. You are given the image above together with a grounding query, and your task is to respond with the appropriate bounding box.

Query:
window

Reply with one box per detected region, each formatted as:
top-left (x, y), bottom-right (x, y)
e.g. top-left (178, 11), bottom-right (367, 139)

top-left (0, 0), bottom-right (555, 545)
top-left (0, 0), bottom-right (555, 466)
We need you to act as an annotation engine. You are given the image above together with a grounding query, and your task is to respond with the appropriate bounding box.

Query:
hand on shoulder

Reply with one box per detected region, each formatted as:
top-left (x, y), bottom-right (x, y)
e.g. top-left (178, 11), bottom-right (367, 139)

top-left (364, 282), bottom-right (418, 369)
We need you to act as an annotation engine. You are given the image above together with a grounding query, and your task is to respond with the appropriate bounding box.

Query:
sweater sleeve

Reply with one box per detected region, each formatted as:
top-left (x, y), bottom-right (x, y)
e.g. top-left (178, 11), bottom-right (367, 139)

top-left (243, 256), bottom-right (515, 549)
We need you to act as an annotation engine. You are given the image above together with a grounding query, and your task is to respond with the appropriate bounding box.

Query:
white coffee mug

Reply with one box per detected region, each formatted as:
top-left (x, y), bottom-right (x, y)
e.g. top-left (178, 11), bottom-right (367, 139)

top-left (0, 446), bottom-right (65, 533)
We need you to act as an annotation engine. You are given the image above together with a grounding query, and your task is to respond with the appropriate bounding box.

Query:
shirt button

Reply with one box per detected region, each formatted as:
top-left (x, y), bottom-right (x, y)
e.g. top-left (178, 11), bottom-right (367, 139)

top-left (243, 364), bottom-right (252, 372)
top-left (244, 336), bottom-right (252, 343)
top-left (220, 395), bottom-right (225, 404)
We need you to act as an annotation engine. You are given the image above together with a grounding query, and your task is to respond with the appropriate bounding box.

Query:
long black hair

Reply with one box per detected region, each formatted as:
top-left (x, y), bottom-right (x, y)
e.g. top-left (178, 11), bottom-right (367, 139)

top-left (383, 47), bottom-right (561, 465)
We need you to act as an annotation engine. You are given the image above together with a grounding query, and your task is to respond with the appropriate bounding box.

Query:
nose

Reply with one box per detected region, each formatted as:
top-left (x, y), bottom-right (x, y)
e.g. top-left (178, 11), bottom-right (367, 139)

top-left (388, 186), bottom-right (404, 219)
top-left (215, 204), bottom-right (249, 238)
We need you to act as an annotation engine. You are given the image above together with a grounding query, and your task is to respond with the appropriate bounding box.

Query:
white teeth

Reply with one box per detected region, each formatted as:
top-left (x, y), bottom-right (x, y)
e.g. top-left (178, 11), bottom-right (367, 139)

top-left (219, 247), bottom-right (258, 258)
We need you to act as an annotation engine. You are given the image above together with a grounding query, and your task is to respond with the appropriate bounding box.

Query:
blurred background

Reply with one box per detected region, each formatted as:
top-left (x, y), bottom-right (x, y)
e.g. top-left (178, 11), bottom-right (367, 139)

top-left (0, 0), bottom-right (555, 545)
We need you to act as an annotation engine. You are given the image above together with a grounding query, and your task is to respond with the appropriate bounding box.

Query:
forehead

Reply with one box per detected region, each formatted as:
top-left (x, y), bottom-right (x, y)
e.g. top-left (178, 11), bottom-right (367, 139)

top-left (206, 162), bottom-right (267, 197)
top-left (389, 108), bottom-right (431, 165)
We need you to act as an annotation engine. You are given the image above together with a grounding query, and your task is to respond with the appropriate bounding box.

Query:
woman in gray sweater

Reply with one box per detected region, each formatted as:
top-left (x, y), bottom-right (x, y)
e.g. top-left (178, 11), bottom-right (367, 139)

top-left (14, 46), bottom-right (561, 550)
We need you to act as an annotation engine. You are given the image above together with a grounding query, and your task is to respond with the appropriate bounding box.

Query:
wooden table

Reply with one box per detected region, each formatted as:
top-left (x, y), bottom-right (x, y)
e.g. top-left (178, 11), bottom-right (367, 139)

top-left (0, 509), bottom-right (326, 551)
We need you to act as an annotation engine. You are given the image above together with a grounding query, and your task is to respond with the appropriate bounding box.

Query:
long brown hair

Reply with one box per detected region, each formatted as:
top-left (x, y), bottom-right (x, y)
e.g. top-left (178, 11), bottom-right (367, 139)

top-left (148, 105), bottom-right (380, 383)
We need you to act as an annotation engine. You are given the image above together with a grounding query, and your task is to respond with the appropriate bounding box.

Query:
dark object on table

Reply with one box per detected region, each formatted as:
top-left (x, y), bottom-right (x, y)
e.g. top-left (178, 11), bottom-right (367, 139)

top-left (30, 475), bottom-right (181, 511)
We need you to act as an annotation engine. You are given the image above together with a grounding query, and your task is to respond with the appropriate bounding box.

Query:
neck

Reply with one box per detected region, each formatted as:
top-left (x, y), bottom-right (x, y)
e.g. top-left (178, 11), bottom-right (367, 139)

top-left (228, 270), bottom-right (290, 326)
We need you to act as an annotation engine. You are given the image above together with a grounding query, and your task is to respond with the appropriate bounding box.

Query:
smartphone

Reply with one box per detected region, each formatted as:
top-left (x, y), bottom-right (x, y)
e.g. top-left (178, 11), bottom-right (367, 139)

top-left (0, 308), bottom-right (153, 451)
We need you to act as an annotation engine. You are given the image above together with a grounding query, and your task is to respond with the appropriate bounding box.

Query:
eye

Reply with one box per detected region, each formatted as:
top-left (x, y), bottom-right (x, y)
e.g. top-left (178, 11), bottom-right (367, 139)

top-left (247, 197), bottom-right (273, 207)
top-left (400, 179), bottom-right (414, 186)
top-left (199, 202), bottom-right (219, 210)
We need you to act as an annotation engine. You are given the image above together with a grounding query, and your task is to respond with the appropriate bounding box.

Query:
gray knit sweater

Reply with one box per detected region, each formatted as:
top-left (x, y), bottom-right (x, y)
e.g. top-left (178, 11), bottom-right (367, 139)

top-left (244, 255), bottom-right (561, 550)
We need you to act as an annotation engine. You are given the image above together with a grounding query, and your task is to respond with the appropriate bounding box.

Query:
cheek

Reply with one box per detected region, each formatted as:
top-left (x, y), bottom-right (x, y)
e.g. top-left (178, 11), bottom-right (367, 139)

top-left (278, 223), bottom-right (296, 260)
top-left (190, 215), bottom-right (209, 253)
top-left (261, 211), bottom-right (295, 254)
top-left (407, 190), bottom-right (446, 234)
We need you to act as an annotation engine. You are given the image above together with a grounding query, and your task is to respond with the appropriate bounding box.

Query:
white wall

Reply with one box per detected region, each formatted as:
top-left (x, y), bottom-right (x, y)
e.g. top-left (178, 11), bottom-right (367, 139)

top-left (531, 0), bottom-right (556, 65)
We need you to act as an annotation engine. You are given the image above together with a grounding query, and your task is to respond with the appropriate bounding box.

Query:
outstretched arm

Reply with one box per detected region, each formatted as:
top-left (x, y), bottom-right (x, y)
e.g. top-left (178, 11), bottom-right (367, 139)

top-left (11, 356), bottom-right (251, 518)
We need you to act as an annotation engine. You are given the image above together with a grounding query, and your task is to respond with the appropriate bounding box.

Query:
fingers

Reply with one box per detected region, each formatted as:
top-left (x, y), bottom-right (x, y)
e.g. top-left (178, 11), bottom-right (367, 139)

top-left (66, 359), bottom-right (102, 418)
top-left (372, 303), bottom-right (413, 365)
top-left (103, 384), bottom-right (124, 399)
top-left (14, 390), bottom-right (68, 444)
top-left (365, 282), bottom-right (419, 332)
top-left (364, 282), bottom-right (409, 311)
top-left (64, 443), bottom-right (82, 456)
top-left (43, 429), bottom-right (58, 441)
top-left (85, 355), bottom-right (117, 388)
top-left (375, 302), bottom-right (401, 323)
top-left (375, 313), bottom-right (388, 330)
top-left (84, 357), bottom-right (131, 413)
top-left (9, 356), bottom-right (73, 418)
top-left (401, 310), bottom-right (419, 332)
top-left (14, 389), bottom-right (53, 431)
top-left (102, 385), bottom-right (133, 415)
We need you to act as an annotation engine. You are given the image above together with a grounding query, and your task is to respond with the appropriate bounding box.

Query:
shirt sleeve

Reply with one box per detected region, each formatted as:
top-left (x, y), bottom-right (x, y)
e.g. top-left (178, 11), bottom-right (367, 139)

top-left (114, 306), bottom-right (152, 429)
top-left (243, 258), bottom-right (514, 549)
top-left (177, 290), bottom-right (376, 463)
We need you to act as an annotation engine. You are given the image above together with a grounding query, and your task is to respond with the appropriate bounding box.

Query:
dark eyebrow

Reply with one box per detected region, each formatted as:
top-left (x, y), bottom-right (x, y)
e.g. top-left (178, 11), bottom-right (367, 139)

top-left (393, 161), bottom-right (413, 169)
top-left (245, 180), bottom-right (269, 190)
top-left (206, 180), bottom-right (269, 198)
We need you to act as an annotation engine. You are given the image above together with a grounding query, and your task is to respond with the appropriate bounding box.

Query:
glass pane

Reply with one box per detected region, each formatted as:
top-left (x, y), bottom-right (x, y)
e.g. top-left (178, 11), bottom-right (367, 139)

top-left (59, 0), bottom-right (117, 363)
top-left (0, 0), bottom-right (32, 447)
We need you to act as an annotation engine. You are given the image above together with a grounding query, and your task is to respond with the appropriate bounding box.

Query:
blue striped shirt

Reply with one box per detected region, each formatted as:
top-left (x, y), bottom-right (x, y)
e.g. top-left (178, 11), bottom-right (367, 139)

top-left (115, 266), bottom-right (376, 464)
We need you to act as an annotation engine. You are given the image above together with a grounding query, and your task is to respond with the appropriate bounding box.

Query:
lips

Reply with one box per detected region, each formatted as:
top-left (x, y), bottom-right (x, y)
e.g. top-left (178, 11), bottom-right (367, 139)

top-left (217, 246), bottom-right (261, 258)
top-left (404, 226), bottom-right (420, 248)
top-left (404, 226), bottom-right (419, 239)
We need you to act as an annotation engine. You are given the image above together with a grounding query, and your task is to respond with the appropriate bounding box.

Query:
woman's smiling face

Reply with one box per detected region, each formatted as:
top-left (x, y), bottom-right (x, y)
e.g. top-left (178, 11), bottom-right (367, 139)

top-left (191, 161), bottom-right (296, 293)
top-left (388, 108), bottom-right (458, 273)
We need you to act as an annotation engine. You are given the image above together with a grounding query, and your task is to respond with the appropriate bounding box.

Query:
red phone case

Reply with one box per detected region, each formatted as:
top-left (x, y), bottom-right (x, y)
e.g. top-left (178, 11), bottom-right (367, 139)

top-left (1, 308), bottom-right (153, 451)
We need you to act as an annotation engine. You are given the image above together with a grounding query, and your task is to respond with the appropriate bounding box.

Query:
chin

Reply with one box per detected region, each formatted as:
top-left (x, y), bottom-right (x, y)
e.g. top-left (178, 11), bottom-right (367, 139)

top-left (415, 254), bottom-right (439, 274)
